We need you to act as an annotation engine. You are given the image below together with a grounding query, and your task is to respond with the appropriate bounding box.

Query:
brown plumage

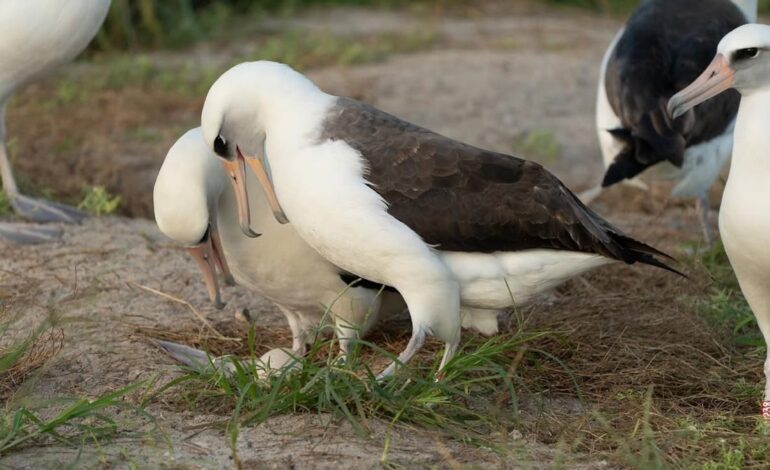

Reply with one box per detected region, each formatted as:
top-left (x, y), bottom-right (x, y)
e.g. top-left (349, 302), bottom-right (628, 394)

top-left (319, 97), bottom-right (681, 275)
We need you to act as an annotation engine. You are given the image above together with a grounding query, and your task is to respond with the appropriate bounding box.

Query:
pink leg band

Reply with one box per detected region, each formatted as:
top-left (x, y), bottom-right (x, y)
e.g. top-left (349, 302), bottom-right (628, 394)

top-left (763, 401), bottom-right (770, 420)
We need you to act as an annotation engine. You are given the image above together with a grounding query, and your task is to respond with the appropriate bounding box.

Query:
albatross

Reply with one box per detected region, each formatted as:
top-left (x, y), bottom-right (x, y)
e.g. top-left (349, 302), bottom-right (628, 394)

top-left (153, 128), bottom-right (406, 359)
top-left (592, 0), bottom-right (756, 244)
top-left (668, 23), bottom-right (770, 420)
top-left (200, 61), bottom-right (681, 378)
top-left (0, 0), bottom-right (111, 244)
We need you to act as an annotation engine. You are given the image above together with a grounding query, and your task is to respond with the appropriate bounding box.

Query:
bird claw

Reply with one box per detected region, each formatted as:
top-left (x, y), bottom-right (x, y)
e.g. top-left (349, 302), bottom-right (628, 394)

top-left (11, 193), bottom-right (86, 224)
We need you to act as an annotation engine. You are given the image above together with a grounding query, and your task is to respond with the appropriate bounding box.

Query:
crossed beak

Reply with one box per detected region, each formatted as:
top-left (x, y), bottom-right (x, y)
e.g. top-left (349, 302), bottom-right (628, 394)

top-left (187, 224), bottom-right (232, 309)
top-left (219, 147), bottom-right (289, 233)
top-left (668, 53), bottom-right (736, 120)
top-left (239, 147), bottom-right (289, 225)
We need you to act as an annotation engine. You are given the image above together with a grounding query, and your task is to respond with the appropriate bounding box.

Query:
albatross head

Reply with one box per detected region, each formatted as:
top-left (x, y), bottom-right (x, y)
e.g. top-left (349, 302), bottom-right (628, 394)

top-left (668, 24), bottom-right (770, 119)
top-left (201, 61), bottom-right (302, 234)
top-left (154, 128), bottom-right (234, 309)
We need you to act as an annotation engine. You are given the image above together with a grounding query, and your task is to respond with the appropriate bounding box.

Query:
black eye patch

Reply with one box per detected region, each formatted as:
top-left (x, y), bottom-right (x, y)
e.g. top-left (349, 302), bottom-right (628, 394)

top-left (213, 135), bottom-right (229, 158)
top-left (733, 47), bottom-right (760, 62)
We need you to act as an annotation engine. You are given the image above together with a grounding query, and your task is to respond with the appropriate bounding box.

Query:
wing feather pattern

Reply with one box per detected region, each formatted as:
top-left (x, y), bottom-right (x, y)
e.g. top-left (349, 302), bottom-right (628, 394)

top-left (319, 98), bottom-right (681, 275)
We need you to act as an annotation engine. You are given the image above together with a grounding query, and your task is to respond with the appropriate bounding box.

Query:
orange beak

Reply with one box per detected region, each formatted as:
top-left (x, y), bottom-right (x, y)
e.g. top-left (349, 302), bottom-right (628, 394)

top-left (209, 220), bottom-right (235, 286)
top-left (668, 53), bottom-right (736, 120)
top-left (237, 147), bottom-right (289, 225)
top-left (187, 229), bottom-right (227, 310)
top-left (220, 154), bottom-right (261, 238)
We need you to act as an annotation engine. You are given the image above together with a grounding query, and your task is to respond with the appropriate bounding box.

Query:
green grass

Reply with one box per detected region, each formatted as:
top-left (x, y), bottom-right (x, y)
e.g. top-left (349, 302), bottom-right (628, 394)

top-left (0, 312), bottom-right (152, 457)
top-left (0, 191), bottom-right (11, 216)
top-left (150, 324), bottom-right (556, 457)
top-left (78, 186), bottom-right (121, 216)
top-left (692, 242), bottom-right (763, 350)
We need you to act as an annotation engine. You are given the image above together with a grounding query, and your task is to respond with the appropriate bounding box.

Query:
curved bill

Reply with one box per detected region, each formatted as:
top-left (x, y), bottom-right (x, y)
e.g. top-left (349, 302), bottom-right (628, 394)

top-left (187, 229), bottom-right (226, 310)
top-left (220, 155), bottom-right (261, 238)
top-left (668, 54), bottom-right (735, 120)
top-left (210, 220), bottom-right (235, 286)
top-left (237, 147), bottom-right (289, 225)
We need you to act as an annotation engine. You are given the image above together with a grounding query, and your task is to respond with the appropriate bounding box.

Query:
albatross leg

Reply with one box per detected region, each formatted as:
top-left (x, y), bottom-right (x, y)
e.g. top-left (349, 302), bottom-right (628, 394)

top-left (435, 335), bottom-right (461, 381)
top-left (696, 193), bottom-right (714, 246)
top-left (376, 326), bottom-right (427, 380)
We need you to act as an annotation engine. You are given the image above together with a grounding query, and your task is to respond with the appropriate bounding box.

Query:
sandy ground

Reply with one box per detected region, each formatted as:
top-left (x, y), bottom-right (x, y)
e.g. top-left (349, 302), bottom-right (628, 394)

top-left (0, 6), bottom-right (746, 469)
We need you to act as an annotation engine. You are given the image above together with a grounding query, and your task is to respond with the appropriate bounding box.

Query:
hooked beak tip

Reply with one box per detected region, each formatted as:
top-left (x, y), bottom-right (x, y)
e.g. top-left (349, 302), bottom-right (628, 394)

top-left (667, 98), bottom-right (685, 120)
top-left (241, 226), bottom-right (261, 238)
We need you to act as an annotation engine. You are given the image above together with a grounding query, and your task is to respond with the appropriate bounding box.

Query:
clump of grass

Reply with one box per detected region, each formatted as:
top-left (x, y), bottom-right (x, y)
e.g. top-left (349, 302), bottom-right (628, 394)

top-left (511, 130), bottom-right (562, 165)
top-left (0, 382), bottom-right (149, 455)
top-left (150, 324), bottom-right (554, 450)
top-left (78, 186), bottom-right (121, 216)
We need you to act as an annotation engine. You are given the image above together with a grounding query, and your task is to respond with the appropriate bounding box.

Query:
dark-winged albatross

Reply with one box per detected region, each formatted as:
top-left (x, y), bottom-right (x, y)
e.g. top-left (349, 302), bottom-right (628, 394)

top-left (668, 23), bottom-right (770, 420)
top-left (200, 61), bottom-right (681, 378)
top-left (0, 0), bottom-right (112, 244)
top-left (593, 0), bottom-right (756, 244)
top-left (154, 128), bottom-right (406, 360)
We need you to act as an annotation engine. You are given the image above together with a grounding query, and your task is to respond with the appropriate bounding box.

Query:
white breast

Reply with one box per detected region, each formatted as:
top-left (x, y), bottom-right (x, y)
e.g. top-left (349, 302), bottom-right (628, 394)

top-left (719, 95), bottom-right (770, 276)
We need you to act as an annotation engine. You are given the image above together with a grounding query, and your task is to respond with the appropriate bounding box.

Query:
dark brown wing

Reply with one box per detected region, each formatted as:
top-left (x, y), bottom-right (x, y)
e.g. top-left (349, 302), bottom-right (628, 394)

top-left (319, 97), bottom-right (679, 273)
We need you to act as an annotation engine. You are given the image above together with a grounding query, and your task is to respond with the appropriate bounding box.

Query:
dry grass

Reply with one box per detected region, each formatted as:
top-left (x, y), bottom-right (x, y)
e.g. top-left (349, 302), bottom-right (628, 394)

top-left (0, 325), bottom-right (64, 402)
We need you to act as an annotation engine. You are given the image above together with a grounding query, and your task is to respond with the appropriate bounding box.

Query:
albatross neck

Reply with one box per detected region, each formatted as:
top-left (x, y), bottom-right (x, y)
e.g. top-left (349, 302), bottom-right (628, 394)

top-left (730, 89), bottom-right (770, 179)
top-left (251, 82), bottom-right (336, 147)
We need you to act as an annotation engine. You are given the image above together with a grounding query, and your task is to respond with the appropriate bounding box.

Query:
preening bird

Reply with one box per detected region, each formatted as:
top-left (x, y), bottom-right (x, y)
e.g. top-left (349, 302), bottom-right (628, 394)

top-left (199, 61), bottom-right (681, 379)
top-left (153, 128), bottom-right (405, 359)
top-left (668, 23), bottom-right (770, 420)
top-left (592, 0), bottom-right (757, 243)
top-left (0, 0), bottom-right (112, 244)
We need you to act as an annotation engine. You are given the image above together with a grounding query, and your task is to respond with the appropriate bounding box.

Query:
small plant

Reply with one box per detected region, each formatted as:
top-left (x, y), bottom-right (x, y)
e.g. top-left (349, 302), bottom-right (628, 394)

top-left (78, 186), bottom-right (121, 216)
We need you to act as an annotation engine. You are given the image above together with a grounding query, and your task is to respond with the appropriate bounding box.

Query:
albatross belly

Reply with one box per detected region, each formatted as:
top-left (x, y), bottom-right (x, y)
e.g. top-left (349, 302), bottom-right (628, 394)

top-left (672, 123), bottom-right (735, 198)
top-left (442, 250), bottom-right (611, 309)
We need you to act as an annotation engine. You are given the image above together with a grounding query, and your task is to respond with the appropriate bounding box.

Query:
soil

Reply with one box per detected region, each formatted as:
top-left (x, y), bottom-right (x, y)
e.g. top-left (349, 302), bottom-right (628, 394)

top-left (0, 5), bottom-right (761, 469)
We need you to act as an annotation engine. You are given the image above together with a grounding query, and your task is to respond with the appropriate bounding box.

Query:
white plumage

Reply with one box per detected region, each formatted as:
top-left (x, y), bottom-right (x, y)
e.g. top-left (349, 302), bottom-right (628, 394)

top-left (668, 23), bottom-right (770, 420)
top-left (153, 128), bottom-right (405, 358)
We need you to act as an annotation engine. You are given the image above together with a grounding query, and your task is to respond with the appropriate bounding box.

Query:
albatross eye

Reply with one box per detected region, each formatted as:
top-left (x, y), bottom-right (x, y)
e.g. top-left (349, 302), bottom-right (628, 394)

top-left (213, 135), bottom-right (229, 158)
top-left (733, 47), bottom-right (760, 62)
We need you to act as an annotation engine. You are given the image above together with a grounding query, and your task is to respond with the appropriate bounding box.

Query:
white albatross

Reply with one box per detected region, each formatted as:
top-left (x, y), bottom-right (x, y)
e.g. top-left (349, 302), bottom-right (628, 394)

top-left (0, 0), bottom-right (112, 244)
top-left (199, 61), bottom-right (682, 378)
top-left (589, 0), bottom-right (757, 244)
top-left (153, 128), bottom-right (406, 360)
top-left (668, 23), bottom-right (770, 420)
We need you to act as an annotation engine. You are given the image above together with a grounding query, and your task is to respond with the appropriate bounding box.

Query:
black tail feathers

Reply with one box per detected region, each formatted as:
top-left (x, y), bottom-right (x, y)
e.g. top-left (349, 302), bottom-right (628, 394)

top-left (602, 102), bottom-right (694, 188)
top-left (613, 233), bottom-right (687, 278)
